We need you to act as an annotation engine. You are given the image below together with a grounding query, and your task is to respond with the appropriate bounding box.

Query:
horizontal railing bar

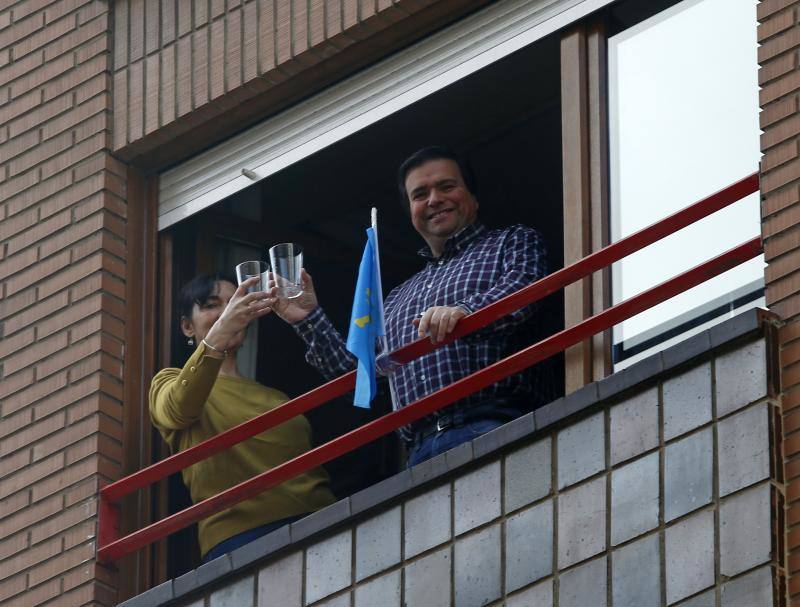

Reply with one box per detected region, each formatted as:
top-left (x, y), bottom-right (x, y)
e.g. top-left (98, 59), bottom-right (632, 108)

top-left (100, 172), bottom-right (759, 504)
top-left (97, 235), bottom-right (762, 561)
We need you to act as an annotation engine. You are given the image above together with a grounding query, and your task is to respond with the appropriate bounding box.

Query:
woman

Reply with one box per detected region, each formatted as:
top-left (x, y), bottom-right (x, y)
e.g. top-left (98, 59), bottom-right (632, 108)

top-left (149, 274), bottom-right (335, 563)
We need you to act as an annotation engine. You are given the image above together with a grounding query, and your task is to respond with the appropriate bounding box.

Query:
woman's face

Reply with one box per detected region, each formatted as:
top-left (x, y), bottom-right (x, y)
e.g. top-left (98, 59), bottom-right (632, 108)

top-left (181, 280), bottom-right (245, 350)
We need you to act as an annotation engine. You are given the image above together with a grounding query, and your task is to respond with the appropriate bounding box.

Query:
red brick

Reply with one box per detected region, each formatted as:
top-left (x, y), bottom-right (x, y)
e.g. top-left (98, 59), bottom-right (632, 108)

top-left (68, 350), bottom-right (123, 383)
top-left (0, 327), bottom-right (35, 360)
top-left (4, 374), bottom-right (72, 420)
top-left (765, 224), bottom-right (800, 261)
top-left (112, 69), bottom-right (128, 149)
top-left (30, 415), bottom-right (96, 464)
top-left (3, 331), bottom-right (69, 378)
top-left (35, 333), bottom-right (101, 380)
top-left (3, 292), bottom-right (69, 338)
top-left (30, 500), bottom-right (96, 546)
top-left (62, 519), bottom-right (95, 550)
top-left (0, 576), bottom-right (26, 603)
top-left (42, 53), bottom-right (105, 104)
top-left (18, 578), bottom-right (60, 606)
top-left (765, 138), bottom-right (800, 173)
top-left (192, 28), bottom-right (209, 108)
top-left (45, 0), bottom-right (94, 24)
top-left (0, 493), bottom-right (60, 534)
top-left (0, 531), bottom-right (28, 562)
top-left (0, 247), bottom-right (39, 283)
top-left (39, 131), bottom-right (106, 181)
top-left (176, 36), bottom-right (192, 118)
top-left (39, 92), bottom-right (108, 141)
top-left (0, 47), bottom-right (43, 87)
top-left (0, 367), bottom-right (35, 401)
top-left (227, 8), bottom-right (242, 90)
top-left (38, 174), bottom-right (104, 220)
top-left (787, 430), bottom-right (800, 456)
top-left (128, 59), bottom-right (144, 141)
top-left (13, 13), bottom-right (77, 60)
top-left (761, 68), bottom-right (800, 106)
top-left (7, 91), bottom-right (73, 140)
top-left (75, 24), bottom-right (109, 65)
top-left (0, 128), bottom-right (41, 169)
top-left (243, 1), bottom-right (257, 79)
top-left (763, 157), bottom-right (800, 193)
top-left (0, 12), bottom-right (44, 50)
top-left (7, 209), bottom-right (71, 257)
top-left (760, 25), bottom-right (800, 63)
top-left (0, 168), bottom-right (39, 207)
top-left (759, 7), bottom-right (795, 42)
top-left (0, 491), bottom-right (30, 525)
top-left (759, 0), bottom-right (797, 20)
top-left (32, 375), bottom-right (101, 420)
top-left (0, 412), bottom-right (65, 458)
top-left (35, 252), bottom-right (103, 299)
top-left (4, 249), bottom-right (70, 297)
top-left (766, 203), bottom-right (800, 239)
top-left (0, 205), bottom-right (38, 242)
top-left (763, 94), bottom-right (800, 130)
top-left (4, 170), bottom-right (72, 218)
top-left (210, 19), bottom-right (225, 99)
top-left (144, 53), bottom-right (159, 135)
top-left (62, 476), bottom-right (97, 508)
top-left (77, 0), bottom-right (107, 25)
top-left (769, 250), bottom-right (800, 284)
top-left (0, 408), bottom-right (32, 441)
top-left (29, 454), bottom-right (96, 503)
top-left (61, 564), bottom-right (94, 592)
top-left (10, 51), bottom-right (74, 98)
top-left (0, 452), bottom-right (63, 501)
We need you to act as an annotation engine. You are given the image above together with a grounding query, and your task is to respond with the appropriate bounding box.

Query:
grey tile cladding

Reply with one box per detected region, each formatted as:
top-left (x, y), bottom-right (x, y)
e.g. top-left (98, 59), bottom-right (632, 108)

top-left (611, 451), bottom-right (659, 545)
top-left (557, 411), bottom-right (604, 489)
top-left (610, 387), bottom-right (659, 465)
top-left (664, 428), bottom-right (713, 521)
top-left (505, 499), bottom-right (553, 592)
top-left (715, 338), bottom-right (767, 417)
top-left (662, 362), bottom-right (712, 441)
top-left (504, 437), bottom-right (551, 512)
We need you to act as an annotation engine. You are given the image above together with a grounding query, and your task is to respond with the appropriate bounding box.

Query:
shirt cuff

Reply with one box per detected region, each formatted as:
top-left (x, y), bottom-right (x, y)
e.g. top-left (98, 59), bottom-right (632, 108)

top-left (291, 306), bottom-right (332, 342)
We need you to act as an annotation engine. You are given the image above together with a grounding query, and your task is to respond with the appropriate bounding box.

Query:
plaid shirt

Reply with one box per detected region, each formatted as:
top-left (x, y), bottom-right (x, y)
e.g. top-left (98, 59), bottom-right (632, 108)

top-left (293, 221), bottom-right (556, 438)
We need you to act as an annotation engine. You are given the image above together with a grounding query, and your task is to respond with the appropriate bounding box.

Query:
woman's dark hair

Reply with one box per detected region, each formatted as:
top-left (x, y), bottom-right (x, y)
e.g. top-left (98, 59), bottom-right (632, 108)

top-left (396, 145), bottom-right (478, 204)
top-left (178, 273), bottom-right (237, 321)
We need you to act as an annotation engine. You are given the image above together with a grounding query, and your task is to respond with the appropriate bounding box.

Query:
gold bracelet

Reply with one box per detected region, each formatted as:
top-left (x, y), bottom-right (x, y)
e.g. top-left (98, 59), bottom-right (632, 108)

top-left (202, 338), bottom-right (228, 358)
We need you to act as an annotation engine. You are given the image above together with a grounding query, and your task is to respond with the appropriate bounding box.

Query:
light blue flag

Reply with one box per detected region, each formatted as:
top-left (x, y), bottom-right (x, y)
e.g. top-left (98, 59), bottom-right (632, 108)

top-left (346, 227), bottom-right (385, 408)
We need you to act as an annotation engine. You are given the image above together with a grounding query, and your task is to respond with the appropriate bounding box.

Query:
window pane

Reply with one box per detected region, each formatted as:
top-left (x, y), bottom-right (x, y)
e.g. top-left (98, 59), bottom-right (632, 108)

top-left (608, 0), bottom-right (763, 365)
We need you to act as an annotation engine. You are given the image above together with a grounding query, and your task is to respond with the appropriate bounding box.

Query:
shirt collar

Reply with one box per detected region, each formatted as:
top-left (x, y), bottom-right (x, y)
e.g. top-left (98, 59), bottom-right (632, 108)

top-left (417, 221), bottom-right (486, 261)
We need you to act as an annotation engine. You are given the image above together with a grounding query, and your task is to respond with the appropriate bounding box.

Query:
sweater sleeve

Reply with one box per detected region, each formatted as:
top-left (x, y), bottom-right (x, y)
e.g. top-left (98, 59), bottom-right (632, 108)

top-left (149, 341), bottom-right (226, 431)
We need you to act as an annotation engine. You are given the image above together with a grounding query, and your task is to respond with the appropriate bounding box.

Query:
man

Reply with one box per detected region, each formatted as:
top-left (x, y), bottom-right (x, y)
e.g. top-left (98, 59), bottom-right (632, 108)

top-left (271, 146), bottom-right (555, 466)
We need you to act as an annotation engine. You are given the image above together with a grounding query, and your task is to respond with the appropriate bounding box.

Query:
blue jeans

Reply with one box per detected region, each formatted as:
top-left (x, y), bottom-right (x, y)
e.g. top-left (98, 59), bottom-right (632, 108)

top-left (203, 514), bottom-right (303, 563)
top-left (407, 419), bottom-right (505, 468)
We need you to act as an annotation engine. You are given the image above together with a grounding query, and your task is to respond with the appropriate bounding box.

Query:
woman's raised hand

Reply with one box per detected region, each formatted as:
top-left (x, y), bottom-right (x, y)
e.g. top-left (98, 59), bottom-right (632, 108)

top-left (268, 268), bottom-right (319, 324)
top-left (204, 277), bottom-right (273, 351)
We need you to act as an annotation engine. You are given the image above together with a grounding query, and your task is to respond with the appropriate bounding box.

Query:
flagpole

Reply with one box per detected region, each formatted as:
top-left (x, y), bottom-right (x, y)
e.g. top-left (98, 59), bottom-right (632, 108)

top-left (371, 207), bottom-right (401, 412)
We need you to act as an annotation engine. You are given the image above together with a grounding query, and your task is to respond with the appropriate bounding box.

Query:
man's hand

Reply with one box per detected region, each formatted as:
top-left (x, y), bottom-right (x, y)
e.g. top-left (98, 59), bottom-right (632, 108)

top-left (412, 305), bottom-right (468, 344)
top-left (268, 268), bottom-right (319, 324)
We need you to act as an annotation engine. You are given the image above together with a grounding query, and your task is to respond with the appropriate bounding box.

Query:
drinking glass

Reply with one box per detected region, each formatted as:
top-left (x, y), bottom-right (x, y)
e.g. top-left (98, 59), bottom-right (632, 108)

top-left (235, 260), bottom-right (269, 293)
top-left (269, 243), bottom-right (303, 298)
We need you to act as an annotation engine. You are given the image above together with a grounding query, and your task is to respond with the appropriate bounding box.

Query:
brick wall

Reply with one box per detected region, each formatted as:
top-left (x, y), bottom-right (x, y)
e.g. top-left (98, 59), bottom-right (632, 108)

top-left (758, 1), bottom-right (800, 605)
top-left (120, 334), bottom-right (779, 607)
top-left (0, 1), bottom-right (125, 606)
top-left (111, 0), bottom-right (490, 168)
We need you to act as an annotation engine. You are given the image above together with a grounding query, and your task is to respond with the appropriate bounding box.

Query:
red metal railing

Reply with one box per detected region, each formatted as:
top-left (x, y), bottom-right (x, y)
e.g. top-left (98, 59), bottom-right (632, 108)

top-left (97, 172), bottom-right (761, 562)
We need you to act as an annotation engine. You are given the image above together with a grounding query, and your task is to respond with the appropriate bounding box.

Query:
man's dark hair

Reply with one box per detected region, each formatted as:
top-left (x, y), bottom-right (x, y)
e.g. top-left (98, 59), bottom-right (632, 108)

top-left (396, 146), bottom-right (478, 203)
top-left (178, 273), bottom-right (238, 321)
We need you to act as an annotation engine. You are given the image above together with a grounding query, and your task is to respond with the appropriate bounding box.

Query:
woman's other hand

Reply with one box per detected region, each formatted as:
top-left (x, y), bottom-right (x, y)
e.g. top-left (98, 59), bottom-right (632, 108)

top-left (268, 268), bottom-right (319, 324)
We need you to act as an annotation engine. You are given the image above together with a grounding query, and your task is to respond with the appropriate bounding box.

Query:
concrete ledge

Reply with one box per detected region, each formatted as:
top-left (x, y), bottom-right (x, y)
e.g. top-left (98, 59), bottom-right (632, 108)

top-left (119, 308), bottom-right (770, 607)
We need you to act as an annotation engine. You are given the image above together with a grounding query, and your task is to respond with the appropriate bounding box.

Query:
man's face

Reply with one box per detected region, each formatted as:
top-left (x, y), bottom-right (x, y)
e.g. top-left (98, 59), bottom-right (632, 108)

top-left (405, 158), bottom-right (479, 254)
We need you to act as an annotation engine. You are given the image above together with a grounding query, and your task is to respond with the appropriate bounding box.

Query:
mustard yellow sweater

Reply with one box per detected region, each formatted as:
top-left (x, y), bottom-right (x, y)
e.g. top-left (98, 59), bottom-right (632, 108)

top-left (149, 341), bottom-right (336, 556)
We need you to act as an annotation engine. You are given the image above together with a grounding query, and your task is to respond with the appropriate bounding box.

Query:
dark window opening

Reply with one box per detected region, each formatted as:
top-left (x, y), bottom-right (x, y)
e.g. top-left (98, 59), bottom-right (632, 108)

top-left (160, 32), bottom-right (564, 576)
